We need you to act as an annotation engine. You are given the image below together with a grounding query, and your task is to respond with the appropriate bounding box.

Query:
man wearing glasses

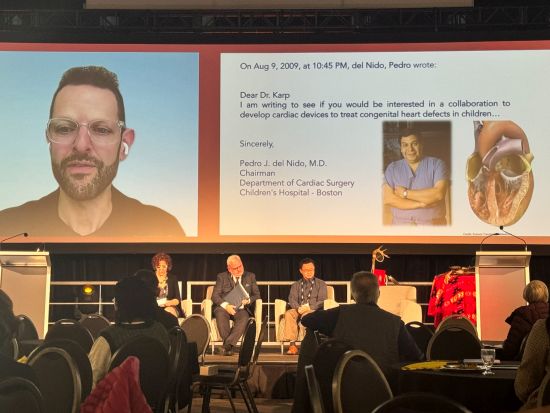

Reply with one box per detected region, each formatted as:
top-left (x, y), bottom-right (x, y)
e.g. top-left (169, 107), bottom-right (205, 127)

top-left (211, 255), bottom-right (261, 356)
top-left (0, 66), bottom-right (185, 238)
top-left (282, 258), bottom-right (327, 355)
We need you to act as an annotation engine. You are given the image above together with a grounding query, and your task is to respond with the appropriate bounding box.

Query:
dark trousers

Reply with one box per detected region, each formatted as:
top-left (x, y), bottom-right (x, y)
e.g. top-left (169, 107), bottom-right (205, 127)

top-left (214, 306), bottom-right (251, 348)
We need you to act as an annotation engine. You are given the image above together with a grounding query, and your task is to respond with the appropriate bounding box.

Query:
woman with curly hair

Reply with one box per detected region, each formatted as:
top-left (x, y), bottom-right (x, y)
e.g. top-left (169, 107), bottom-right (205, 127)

top-left (152, 252), bottom-right (184, 318)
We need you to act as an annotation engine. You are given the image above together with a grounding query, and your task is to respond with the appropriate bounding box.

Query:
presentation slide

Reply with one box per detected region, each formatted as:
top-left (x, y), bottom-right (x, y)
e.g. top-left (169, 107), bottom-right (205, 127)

top-left (219, 44), bottom-right (549, 244)
top-left (0, 41), bottom-right (548, 246)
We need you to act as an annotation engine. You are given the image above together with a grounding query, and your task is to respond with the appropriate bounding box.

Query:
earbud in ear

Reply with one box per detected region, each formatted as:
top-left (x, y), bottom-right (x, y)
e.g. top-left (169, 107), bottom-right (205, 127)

top-left (122, 142), bottom-right (129, 156)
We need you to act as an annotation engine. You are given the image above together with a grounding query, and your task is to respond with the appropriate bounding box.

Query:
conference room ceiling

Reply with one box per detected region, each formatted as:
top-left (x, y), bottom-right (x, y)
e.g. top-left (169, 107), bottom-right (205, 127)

top-left (85, 0), bottom-right (473, 10)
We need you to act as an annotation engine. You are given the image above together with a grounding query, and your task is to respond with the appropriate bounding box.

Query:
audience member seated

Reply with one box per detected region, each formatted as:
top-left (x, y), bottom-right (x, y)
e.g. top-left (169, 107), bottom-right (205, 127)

top-left (0, 289), bottom-right (39, 386)
top-left (282, 258), bottom-right (327, 355)
top-left (502, 280), bottom-right (549, 360)
top-left (133, 269), bottom-right (179, 331)
top-left (88, 276), bottom-right (170, 386)
top-left (515, 317), bottom-right (550, 410)
top-left (301, 271), bottom-right (422, 383)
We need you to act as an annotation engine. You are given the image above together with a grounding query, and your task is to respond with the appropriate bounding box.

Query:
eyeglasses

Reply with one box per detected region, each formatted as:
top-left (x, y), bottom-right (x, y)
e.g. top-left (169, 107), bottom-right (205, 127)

top-left (46, 117), bottom-right (125, 146)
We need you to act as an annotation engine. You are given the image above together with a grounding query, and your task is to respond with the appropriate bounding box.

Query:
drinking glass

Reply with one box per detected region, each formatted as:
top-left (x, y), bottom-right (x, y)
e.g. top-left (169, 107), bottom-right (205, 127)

top-left (481, 348), bottom-right (496, 375)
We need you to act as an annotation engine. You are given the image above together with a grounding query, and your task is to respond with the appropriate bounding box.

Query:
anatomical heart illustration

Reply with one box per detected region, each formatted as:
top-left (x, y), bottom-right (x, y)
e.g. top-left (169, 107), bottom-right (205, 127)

top-left (466, 121), bottom-right (534, 226)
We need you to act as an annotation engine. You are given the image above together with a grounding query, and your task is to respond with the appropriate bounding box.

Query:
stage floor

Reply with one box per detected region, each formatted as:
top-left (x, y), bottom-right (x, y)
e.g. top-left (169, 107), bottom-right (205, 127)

top-left (204, 348), bottom-right (299, 365)
top-left (202, 346), bottom-right (298, 400)
top-left (190, 397), bottom-right (293, 413)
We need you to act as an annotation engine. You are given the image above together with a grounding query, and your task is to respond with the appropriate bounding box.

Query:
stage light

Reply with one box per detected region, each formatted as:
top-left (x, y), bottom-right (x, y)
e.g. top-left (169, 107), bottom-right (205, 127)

top-left (82, 284), bottom-right (95, 297)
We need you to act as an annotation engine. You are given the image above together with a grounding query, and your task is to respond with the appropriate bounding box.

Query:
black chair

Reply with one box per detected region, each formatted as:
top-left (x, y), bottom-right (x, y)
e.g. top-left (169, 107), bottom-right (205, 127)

top-left (15, 314), bottom-right (42, 356)
top-left (180, 314), bottom-right (211, 364)
top-left (109, 335), bottom-right (171, 413)
top-left (200, 318), bottom-right (257, 413)
top-left (0, 337), bottom-right (19, 360)
top-left (0, 377), bottom-right (44, 413)
top-left (307, 339), bottom-right (355, 413)
top-left (30, 338), bottom-right (93, 402)
top-left (437, 315), bottom-right (478, 338)
top-left (166, 325), bottom-right (188, 413)
top-left (305, 365), bottom-right (325, 413)
top-left (332, 350), bottom-right (393, 413)
top-left (79, 313), bottom-right (110, 339)
top-left (427, 326), bottom-right (482, 360)
top-left (406, 321), bottom-right (434, 356)
top-left (537, 371), bottom-right (550, 407)
top-left (45, 319), bottom-right (94, 354)
top-left (28, 346), bottom-right (82, 413)
top-left (372, 392), bottom-right (472, 413)
top-left (219, 315), bottom-right (268, 375)
top-left (15, 314), bottom-right (39, 340)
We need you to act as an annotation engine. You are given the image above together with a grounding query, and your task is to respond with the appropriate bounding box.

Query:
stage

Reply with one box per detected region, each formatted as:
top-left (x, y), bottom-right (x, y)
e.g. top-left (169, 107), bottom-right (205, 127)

top-left (203, 347), bottom-right (298, 399)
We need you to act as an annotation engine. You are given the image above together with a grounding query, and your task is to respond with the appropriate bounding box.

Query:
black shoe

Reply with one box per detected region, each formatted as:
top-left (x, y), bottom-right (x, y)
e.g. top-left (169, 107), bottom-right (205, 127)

top-left (215, 346), bottom-right (233, 356)
top-left (223, 345), bottom-right (234, 356)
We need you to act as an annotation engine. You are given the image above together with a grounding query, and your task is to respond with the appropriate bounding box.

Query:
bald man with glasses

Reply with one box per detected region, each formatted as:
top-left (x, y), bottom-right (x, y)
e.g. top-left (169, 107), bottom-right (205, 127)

top-left (0, 66), bottom-right (185, 239)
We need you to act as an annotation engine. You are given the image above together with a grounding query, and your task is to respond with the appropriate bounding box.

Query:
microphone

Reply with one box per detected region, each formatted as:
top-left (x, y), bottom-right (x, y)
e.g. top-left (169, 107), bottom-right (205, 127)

top-left (499, 225), bottom-right (528, 251)
top-left (0, 232), bottom-right (28, 250)
top-left (479, 232), bottom-right (499, 251)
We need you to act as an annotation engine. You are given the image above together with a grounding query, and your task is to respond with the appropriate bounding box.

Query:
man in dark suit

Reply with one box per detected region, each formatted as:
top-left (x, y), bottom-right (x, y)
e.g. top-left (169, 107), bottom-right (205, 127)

top-left (212, 255), bottom-right (261, 356)
top-left (283, 258), bottom-right (327, 355)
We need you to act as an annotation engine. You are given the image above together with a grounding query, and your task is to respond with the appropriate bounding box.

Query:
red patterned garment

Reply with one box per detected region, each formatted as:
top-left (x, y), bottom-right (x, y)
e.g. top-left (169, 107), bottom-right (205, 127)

top-left (80, 356), bottom-right (152, 413)
top-left (428, 271), bottom-right (477, 328)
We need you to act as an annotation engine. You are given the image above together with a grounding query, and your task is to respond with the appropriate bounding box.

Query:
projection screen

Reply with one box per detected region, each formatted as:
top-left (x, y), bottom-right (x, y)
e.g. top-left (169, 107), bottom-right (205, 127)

top-left (0, 41), bottom-right (548, 246)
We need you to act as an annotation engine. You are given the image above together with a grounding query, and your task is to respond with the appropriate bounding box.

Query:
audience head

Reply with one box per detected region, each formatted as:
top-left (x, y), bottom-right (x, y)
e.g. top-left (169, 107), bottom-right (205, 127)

top-left (133, 269), bottom-right (159, 296)
top-left (523, 280), bottom-right (549, 304)
top-left (114, 276), bottom-right (157, 323)
top-left (350, 271), bottom-right (380, 304)
top-left (0, 289), bottom-right (18, 348)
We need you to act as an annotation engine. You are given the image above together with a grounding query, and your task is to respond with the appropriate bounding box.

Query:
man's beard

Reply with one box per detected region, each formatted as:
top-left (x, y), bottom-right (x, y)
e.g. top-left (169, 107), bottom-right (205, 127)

top-left (52, 153), bottom-right (119, 201)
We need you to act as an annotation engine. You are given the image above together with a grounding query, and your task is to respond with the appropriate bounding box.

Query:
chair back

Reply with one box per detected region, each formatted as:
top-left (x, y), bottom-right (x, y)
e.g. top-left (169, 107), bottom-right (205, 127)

top-left (437, 315), bottom-right (478, 338)
top-left (206, 285), bottom-right (214, 300)
top-left (332, 350), bottom-right (393, 413)
top-left (372, 391), bottom-right (472, 413)
top-left (305, 365), bottom-right (326, 413)
top-left (15, 314), bottom-right (39, 340)
top-left (0, 337), bottom-right (19, 360)
top-left (180, 314), bottom-right (211, 363)
top-left (166, 326), bottom-right (188, 412)
top-left (0, 377), bottom-right (44, 413)
top-left (326, 286), bottom-right (335, 301)
top-left (537, 371), bottom-right (550, 407)
top-left (237, 318), bottom-right (257, 371)
top-left (378, 285), bottom-right (417, 314)
top-left (109, 335), bottom-right (171, 412)
top-left (31, 339), bottom-right (93, 402)
top-left (168, 326), bottom-right (186, 377)
top-left (405, 321), bottom-right (434, 356)
top-left (45, 319), bottom-right (94, 353)
top-left (252, 316), bottom-right (268, 366)
top-left (427, 327), bottom-right (481, 360)
top-left (28, 346), bottom-right (81, 413)
top-left (312, 339), bottom-right (354, 413)
top-left (79, 313), bottom-right (111, 339)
